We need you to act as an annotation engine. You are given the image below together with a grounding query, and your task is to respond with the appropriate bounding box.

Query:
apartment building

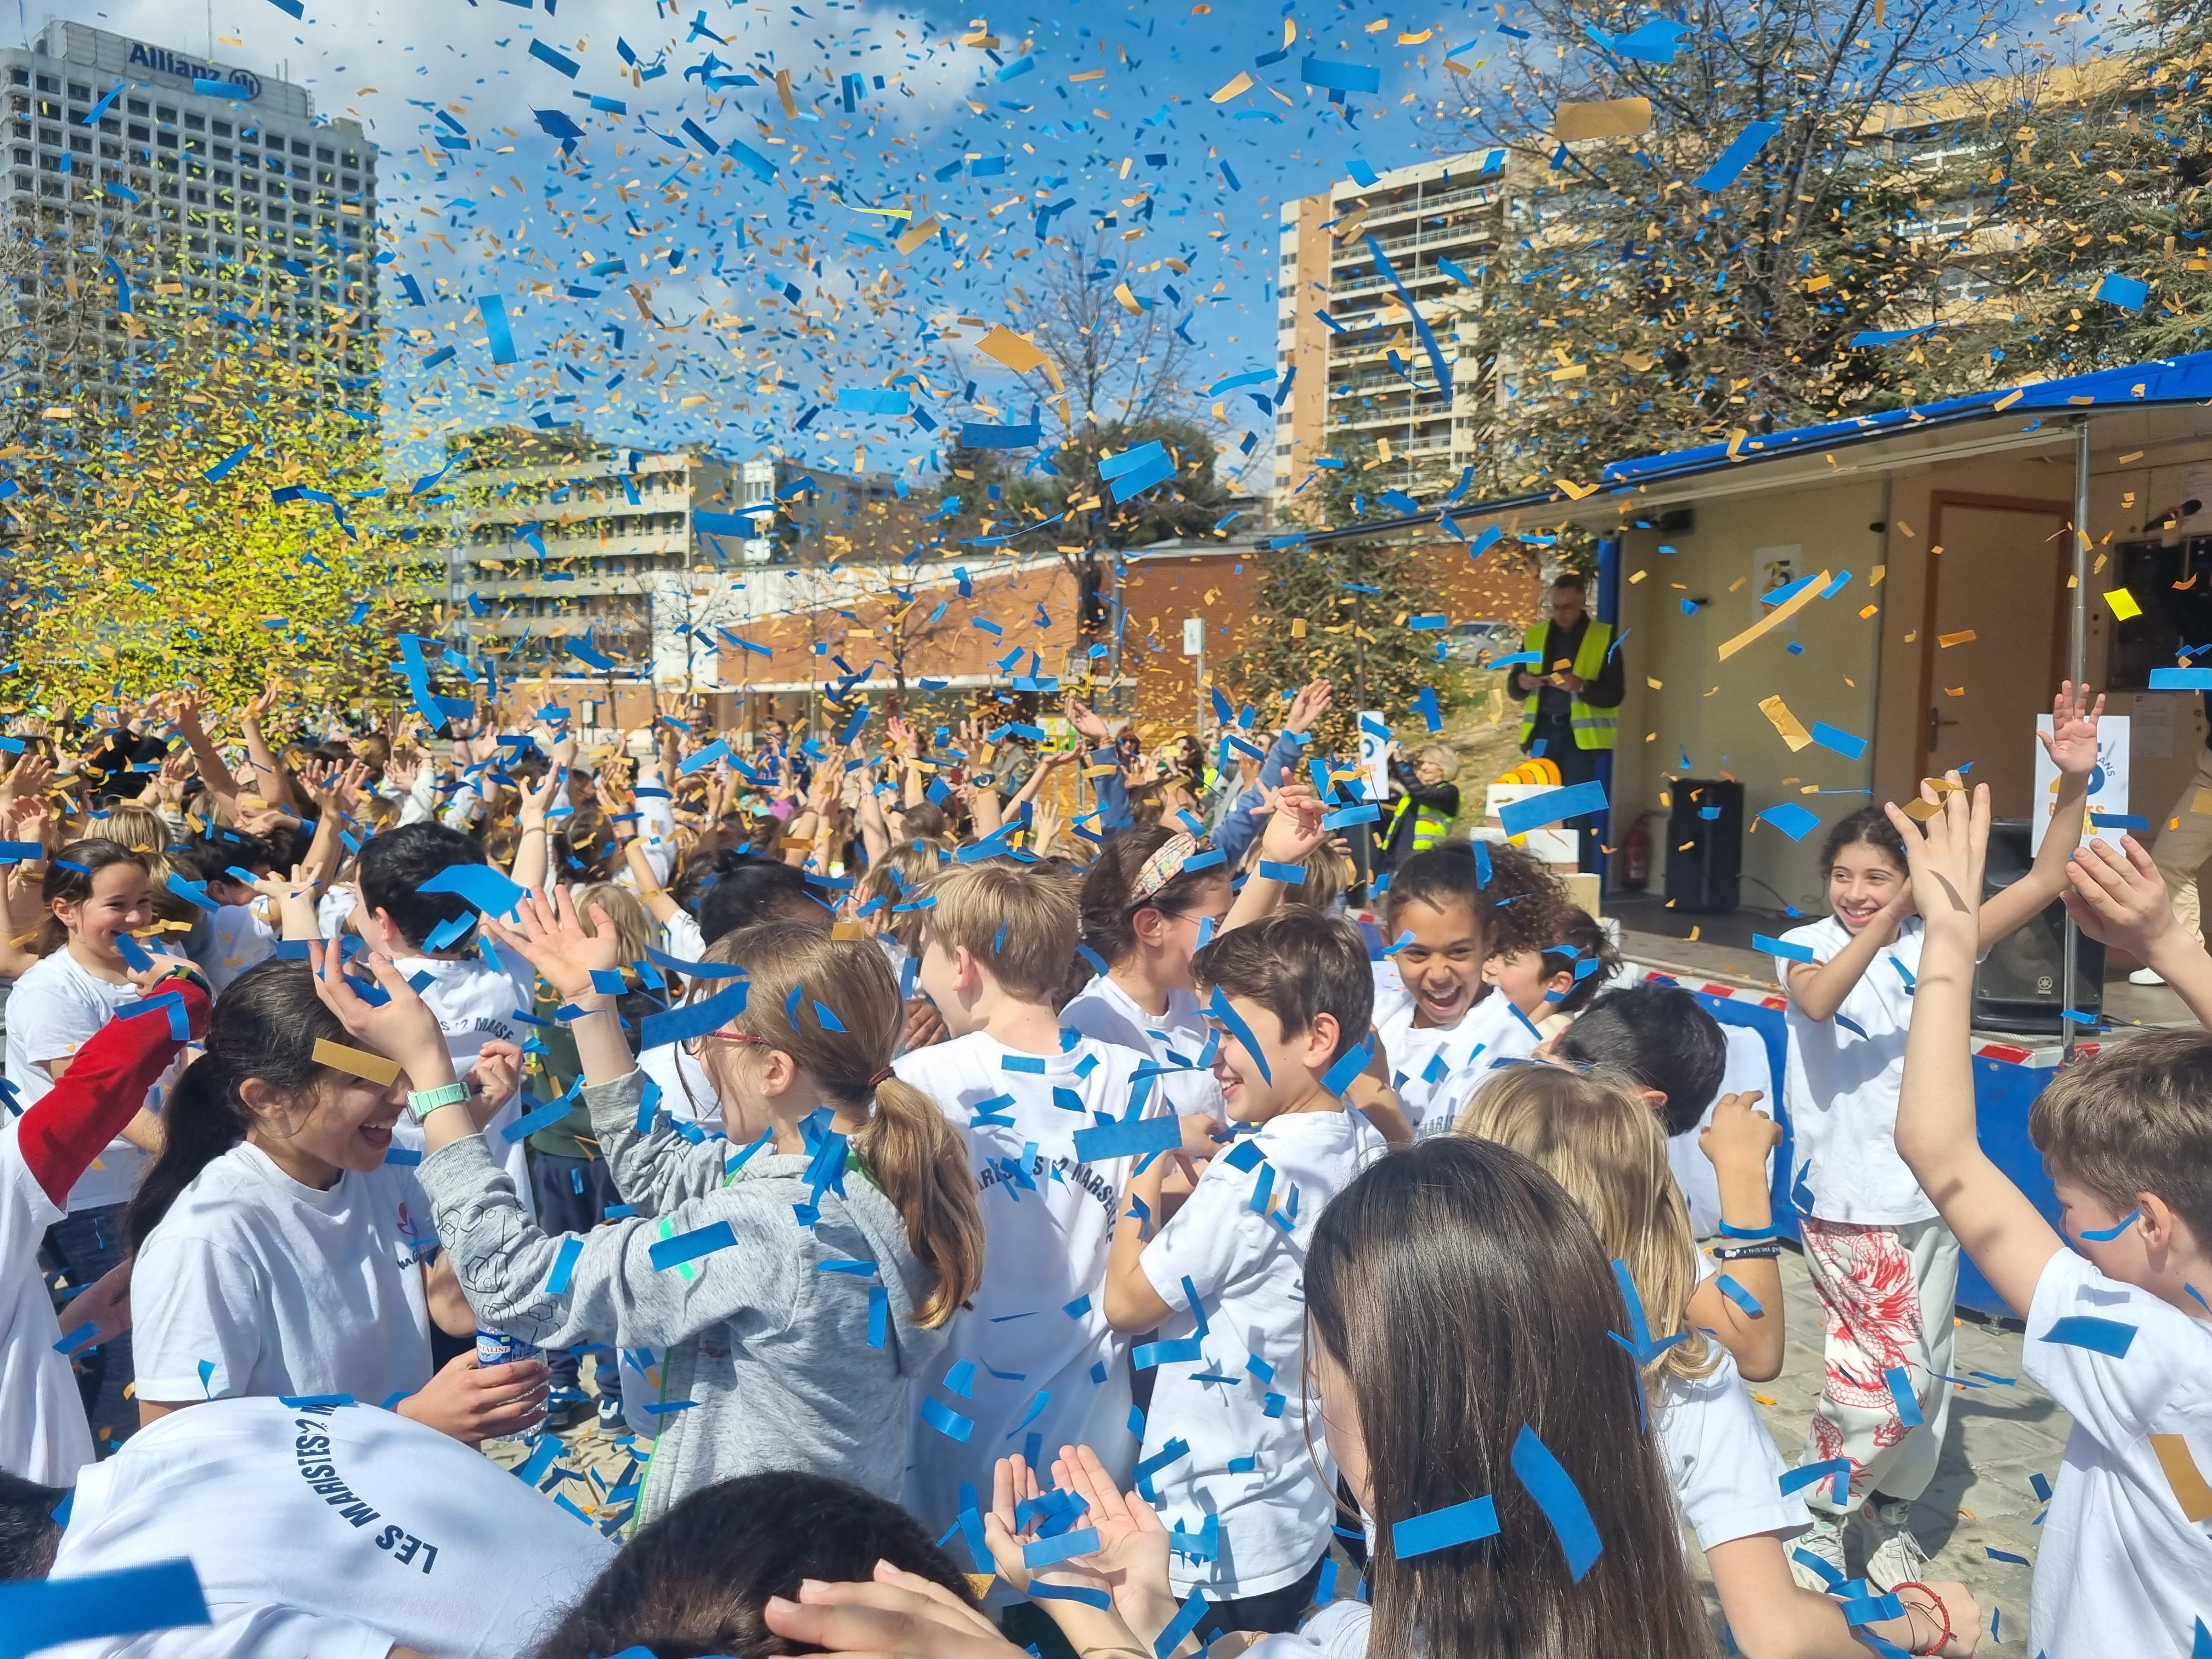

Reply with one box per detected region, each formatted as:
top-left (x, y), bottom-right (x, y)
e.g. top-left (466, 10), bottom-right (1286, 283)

top-left (1273, 150), bottom-right (1506, 520)
top-left (0, 19), bottom-right (377, 426)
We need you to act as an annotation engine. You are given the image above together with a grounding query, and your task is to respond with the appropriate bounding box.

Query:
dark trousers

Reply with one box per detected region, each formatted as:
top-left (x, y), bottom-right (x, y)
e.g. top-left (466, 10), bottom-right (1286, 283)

top-left (528, 1149), bottom-right (623, 1397)
top-left (1193, 1551), bottom-right (1330, 1644)
top-left (45, 1204), bottom-right (133, 1452)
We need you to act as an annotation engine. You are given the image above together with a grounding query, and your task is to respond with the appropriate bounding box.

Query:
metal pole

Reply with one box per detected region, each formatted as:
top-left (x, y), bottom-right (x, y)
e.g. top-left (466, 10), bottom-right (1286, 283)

top-left (2064, 415), bottom-right (2092, 1061)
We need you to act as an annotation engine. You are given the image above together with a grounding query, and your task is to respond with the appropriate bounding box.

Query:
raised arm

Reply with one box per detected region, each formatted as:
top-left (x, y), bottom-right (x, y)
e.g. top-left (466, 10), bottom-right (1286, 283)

top-left (1685, 1091), bottom-right (1786, 1381)
top-left (1222, 786), bottom-right (1328, 932)
top-left (1784, 890), bottom-right (1912, 1024)
top-left (238, 687), bottom-right (297, 813)
top-left (168, 689), bottom-right (244, 806)
top-left (2061, 832), bottom-right (2212, 1027)
top-left (1978, 681), bottom-right (2102, 944)
top-left (1889, 778), bottom-right (2065, 1319)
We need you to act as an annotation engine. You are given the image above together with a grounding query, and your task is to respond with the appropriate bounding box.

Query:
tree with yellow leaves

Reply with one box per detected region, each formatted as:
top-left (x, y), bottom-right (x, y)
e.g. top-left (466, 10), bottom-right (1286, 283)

top-left (0, 297), bottom-right (420, 717)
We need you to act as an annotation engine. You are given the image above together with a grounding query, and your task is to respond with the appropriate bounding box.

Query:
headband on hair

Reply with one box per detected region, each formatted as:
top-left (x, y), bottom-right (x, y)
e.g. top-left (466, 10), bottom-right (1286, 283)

top-left (1130, 832), bottom-right (1204, 906)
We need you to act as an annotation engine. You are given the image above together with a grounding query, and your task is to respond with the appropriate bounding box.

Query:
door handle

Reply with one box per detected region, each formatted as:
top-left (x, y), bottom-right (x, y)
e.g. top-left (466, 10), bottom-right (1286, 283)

top-left (1928, 704), bottom-right (1961, 751)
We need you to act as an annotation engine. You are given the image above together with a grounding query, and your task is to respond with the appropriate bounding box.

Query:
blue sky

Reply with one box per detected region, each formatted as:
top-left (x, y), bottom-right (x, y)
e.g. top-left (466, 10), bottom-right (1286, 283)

top-left (33, 0), bottom-right (1509, 489)
top-left (31, 0), bottom-right (2113, 491)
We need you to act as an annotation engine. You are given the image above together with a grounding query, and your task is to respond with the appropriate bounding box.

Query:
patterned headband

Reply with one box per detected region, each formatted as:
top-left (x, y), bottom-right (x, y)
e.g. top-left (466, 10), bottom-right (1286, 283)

top-left (1130, 832), bottom-right (1204, 905)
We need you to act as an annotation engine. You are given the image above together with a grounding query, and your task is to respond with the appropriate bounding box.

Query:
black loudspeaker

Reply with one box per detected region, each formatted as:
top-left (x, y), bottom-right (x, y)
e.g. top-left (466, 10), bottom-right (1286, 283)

top-left (1973, 817), bottom-right (2104, 1035)
top-left (1664, 778), bottom-right (1743, 912)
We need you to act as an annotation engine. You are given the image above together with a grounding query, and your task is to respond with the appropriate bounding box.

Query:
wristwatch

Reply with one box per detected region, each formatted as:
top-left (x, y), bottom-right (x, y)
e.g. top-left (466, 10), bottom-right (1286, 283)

top-left (405, 1080), bottom-right (472, 1122)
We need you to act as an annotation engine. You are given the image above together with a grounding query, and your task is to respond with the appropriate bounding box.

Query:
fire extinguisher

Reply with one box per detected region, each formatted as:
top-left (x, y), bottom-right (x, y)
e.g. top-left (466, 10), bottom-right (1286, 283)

top-left (1622, 814), bottom-right (1652, 890)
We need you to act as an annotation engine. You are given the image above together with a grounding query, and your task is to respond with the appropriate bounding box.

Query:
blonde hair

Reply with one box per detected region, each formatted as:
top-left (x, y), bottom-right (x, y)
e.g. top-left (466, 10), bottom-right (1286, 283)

top-left (860, 838), bottom-right (951, 952)
top-left (98, 802), bottom-right (168, 856)
top-left (919, 861), bottom-right (1076, 1004)
top-left (693, 921), bottom-right (984, 1326)
top-left (1455, 1064), bottom-right (1717, 1386)
top-left (574, 882), bottom-right (658, 967)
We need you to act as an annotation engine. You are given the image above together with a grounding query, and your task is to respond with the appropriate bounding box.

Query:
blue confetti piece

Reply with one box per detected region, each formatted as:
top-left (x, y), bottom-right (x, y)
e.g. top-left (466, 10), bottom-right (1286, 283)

top-left (2077, 1206), bottom-right (2140, 1242)
top-left (1756, 803), bottom-right (1822, 841)
top-left (1780, 1458), bottom-right (1851, 1505)
top-left (943, 1358), bottom-right (977, 1398)
top-left (1987, 1546), bottom-right (2032, 1565)
top-left (647, 1221), bottom-right (737, 1272)
top-left (0, 1560), bottom-right (211, 1655)
top-left (543, 1237), bottom-right (584, 1295)
top-left (1391, 1494), bottom-right (1498, 1559)
top-left (1023, 1526), bottom-right (1101, 1568)
top-left (1511, 1424), bottom-right (1603, 1581)
top-left (2039, 1314), bottom-right (2138, 1357)
top-left (1154, 1591), bottom-right (1211, 1657)
top-left (1716, 1274), bottom-right (1764, 1318)
top-left (1498, 778), bottom-right (1609, 837)
top-left (867, 1284), bottom-right (888, 1348)
top-left (921, 1397), bottom-right (975, 1441)
top-left (1883, 1366), bottom-right (1925, 1430)
top-left (478, 294), bottom-right (518, 365)
top-left (2029, 1471), bottom-right (2052, 1502)
top-left (52, 1321), bottom-right (97, 1356)
top-left (1754, 933), bottom-right (1816, 962)
top-left (1073, 1114), bottom-right (1181, 1163)
top-left (1792, 1544), bottom-right (1845, 1589)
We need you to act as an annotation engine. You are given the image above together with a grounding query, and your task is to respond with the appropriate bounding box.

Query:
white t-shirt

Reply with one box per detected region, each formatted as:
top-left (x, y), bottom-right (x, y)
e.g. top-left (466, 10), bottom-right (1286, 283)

top-left (2022, 1248), bottom-right (2212, 1659)
top-left (1654, 1345), bottom-right (1808, 1552)
top-left (1138, 1108), bottom-right (1384, 1596)
top-left (1372, 970), bottom-right (1541, 1138)
top-left (1771, 916), bottom-right (1934, 1224)
top-left (317, 885), bottom-right (357, 941)
top-left (42, 1397), bottom-right (613, 1659)
top-left (4, 950), bottom-right (184, 1214)
top-left (1246, 1601), bottom-right (1372, 1658)
top-left (202, 902), bottom-right (279, 995)
top-left (131, 1142), bottom-right (436, 1410)
top-left (0, 1113), bottom-right (95, 1483)
top-left (1059, 974), bottom-right (1227, 1120)
top-left (1666, 1024), bottom-right (1779, 1240)
top-left (640, 1037), bottom-right (722, 1134)
top-left (389, 944), bottom-right (540, 1218)
top-left (892, 1030), bottom-right (1208, 1551)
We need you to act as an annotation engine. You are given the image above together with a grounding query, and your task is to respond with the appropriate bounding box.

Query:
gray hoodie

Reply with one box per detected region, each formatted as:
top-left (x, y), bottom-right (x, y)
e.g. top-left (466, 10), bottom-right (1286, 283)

top-left (415, 1068), bottom-right (946, 1530)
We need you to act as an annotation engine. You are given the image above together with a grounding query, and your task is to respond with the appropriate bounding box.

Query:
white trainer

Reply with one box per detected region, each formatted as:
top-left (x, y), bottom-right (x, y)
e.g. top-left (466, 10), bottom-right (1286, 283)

top-left (1788, 1510), bottom-right (1850, 1593)
top-left (1863, 1500), bottom-right (1933, 1592)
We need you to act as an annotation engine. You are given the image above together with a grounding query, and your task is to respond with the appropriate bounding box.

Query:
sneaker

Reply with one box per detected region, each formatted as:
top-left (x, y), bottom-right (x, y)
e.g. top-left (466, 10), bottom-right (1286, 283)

top-left (1863, 1500), bottom-right (1933, 1592)
top-left (1788, 1511), bottom-right (1849, 1593)
top-left (596, 1394), bottom-right (625, 1430)
top-left (2130, 966), bottom-right (2168, 986)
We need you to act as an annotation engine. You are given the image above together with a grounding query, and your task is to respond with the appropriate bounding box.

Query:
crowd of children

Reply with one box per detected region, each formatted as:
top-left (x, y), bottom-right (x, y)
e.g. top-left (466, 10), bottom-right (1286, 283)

top-left (0, 674), bottom-right (2204, 1659)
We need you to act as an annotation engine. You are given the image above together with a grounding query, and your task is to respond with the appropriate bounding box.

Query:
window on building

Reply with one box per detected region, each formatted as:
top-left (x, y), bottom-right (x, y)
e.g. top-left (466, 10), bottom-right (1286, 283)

top-left (126, 98), bottom-right (147, 115)
top-left (213, 119), bottom-right (231, 136)
top-left (33, 75), bottom-right (55, 93)
top-left (184, 113), bottom-right (204, 131)
top-left (290, 139), bottom-right (308, 156)
top-left (155, 105), bottom-right (176, 122)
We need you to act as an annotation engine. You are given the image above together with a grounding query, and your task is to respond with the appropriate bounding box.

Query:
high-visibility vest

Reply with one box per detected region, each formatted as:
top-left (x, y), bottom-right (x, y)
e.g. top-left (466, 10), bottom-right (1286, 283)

top-left (1387, 792), bottom-right (1455, 853)
top-left (1516, 618), bottom-right (1618, 751)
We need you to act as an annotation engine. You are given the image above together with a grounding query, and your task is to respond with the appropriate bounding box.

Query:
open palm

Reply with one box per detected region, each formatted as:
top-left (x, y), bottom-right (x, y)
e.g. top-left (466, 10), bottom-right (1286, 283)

top-left (2038, 679), bottom-right (2104, 777)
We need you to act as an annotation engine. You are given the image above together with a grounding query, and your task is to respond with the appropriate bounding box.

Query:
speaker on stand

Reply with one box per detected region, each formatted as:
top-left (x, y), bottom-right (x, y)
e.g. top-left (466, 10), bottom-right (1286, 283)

top-left (1663, 778), bottom-right (1743, 912)
top-left (1973, 817), bottom-right (2103, 1034)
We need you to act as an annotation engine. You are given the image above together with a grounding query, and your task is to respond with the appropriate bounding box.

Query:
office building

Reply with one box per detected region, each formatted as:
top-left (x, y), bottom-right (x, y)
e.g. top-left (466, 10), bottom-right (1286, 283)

top-left (0, 19), bottom-right (377, 425)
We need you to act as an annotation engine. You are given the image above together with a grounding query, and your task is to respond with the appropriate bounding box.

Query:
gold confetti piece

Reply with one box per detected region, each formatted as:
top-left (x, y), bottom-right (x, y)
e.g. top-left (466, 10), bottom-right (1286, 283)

top-left (2106, 588), bottom-right (2143, 620)
top-left (1209, 70), bottom-right (1252, 100)
top-left (1688, 926), bottom-right (1701, 941)
top-left (1557, 476), bottom-right (1595, 496)
top-left (1945, 685), bottom-right (1967, 696)
top-left (895, 215), bottom-right (943, 255)
top-left (1938, 629), bottom-right (1978, 647)
top-left (966, 1574), bottom-right (997, 1600)
top-left (1860, 604), bottom-right (1880, 619)
top-left (1759, 695), bottom-right (1815, 752)
top-left (2152, 1434), bottom-right (2212, 1522)
top-left (1397, 27), bottom-right (1432, 42)
top-left (1554, 98), bottom-right (1652, 140)
top-left (1646, 676), bottom-right (1663, 689)
top-left (2119, 449), bottom-right (2145, 463)
top-left (1719, 570), bottom-right (1831, 660)
top-left (1112, 283), bottom-right (1143, 314)
top-left (312, 1039), bottom-right (403, 1087)
top-left (1629, 570), bottom-right (1647, 584)
top-left (775, 69), bottom-right (799, 119)
top-left (2190, 788), bottom-right (2212, 816)
top-left (1750, 1392), bottom-right (1777, 1407)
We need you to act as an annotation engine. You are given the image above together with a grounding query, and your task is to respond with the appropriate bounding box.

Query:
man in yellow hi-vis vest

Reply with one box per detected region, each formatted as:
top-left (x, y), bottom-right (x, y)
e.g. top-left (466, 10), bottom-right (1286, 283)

top-left (1507, 572), bottom-right (1624, 868)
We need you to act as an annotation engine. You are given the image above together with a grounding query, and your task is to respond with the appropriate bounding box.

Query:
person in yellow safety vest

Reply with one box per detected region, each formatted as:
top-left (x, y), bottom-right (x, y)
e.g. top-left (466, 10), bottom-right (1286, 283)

top-left (1383, 744), bottom-right (1460, 868)
top-left (1507, 572), bottom-right (1625, 868)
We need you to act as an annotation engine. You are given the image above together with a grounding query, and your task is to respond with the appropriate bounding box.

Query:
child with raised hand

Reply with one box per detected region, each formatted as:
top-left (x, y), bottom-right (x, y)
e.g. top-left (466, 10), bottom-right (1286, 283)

top-left (1363, 838), bottom-right (1573, 1141)
top-left (1099, 910), bottom-right (1385, 1641)
top-left (2053, 828), bottom-right (2212, 1025)
top-left (893, 861), bottom-right (1218, 1565)
top-left (1772, 682), bottom-right (2102, 1588)
top-left (1459, 1065), bottom-right (1977, 1658)
top-left (123, 959), bottom-right (545, 1445)
top-left (1891, 781), bottom-right (2212, 1659)
top-left (396, 889), bottom-right (983, 1527)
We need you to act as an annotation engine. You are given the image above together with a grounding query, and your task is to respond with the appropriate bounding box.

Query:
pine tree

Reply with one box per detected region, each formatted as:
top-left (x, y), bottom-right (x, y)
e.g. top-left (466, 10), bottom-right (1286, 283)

top-left (1220, 437), bottom-right (1462, 755)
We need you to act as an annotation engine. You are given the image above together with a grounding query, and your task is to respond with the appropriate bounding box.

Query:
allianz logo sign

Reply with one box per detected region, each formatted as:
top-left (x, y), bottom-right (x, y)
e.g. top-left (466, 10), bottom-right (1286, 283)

top-left (125, 42), bottom-right (263, 100)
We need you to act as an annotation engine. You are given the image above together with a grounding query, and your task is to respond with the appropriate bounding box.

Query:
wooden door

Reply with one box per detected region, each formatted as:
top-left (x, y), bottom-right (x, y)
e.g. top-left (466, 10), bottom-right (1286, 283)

top-left (1917, 496), bottom-right (2072, 817)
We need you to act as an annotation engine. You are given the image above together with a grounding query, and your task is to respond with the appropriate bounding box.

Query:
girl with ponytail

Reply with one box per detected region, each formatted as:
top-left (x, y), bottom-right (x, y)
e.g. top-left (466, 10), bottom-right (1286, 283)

top-left (358, 887), bottom-right (983, 1531)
